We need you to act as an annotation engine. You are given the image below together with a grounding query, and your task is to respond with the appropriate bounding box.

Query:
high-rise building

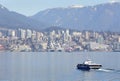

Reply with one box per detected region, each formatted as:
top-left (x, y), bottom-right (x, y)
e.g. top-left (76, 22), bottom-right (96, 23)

top-left (85, 31), bottom-right (90, 40)
top-left (26, 29), bottom-right (32, 39)
top-left (66, 29), bottom-right (70, 36)
top-left (0, 32), bottom-right (2, 37)
top-left (20, 29), bottom-right (26, 39)
top-left (118, 37), bottom-right (120, 43)
top-left (8, 30), bottom-right (16, 37)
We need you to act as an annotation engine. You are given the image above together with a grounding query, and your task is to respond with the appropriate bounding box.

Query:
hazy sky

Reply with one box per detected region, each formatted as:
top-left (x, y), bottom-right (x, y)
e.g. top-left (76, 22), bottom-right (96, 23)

top-left (0, 0), bottom-right (120, 16)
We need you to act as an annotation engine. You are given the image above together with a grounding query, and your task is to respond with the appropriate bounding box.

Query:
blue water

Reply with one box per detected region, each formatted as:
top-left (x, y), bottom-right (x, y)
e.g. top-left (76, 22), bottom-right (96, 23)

top-left (0, 52), bottom-right (120, 81)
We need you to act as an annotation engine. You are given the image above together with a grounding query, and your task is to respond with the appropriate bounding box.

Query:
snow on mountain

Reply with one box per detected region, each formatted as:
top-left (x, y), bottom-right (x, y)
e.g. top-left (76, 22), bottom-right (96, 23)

top-left (109, 0), bottom-right (119, 3)
top-left (69, 5), bottom-right (85, 8)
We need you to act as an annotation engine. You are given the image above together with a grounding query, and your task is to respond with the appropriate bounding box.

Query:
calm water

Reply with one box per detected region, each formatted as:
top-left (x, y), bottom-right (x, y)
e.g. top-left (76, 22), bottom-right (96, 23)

top-left (0, 52), bottom-right (120, 81)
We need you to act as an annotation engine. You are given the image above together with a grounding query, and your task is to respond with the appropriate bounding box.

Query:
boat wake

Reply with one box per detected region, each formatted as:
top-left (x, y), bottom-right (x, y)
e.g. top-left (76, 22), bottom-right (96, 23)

top-left (98, 68), bottom-right (114, 72)
top-left (98, 68), bottom-right (120, 73)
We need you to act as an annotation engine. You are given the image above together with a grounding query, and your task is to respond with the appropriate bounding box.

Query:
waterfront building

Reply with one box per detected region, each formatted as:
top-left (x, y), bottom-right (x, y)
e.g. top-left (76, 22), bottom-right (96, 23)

top-left (10, 44), bottom-right (31, 52)
top-left (113, 42), bottom-right (120, 52)
top-left (88, 42), bottom-right (109, 51)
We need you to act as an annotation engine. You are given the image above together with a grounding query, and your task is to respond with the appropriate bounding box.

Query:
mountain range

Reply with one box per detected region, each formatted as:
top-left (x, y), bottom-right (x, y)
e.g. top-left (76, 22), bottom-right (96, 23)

top-left (0, 2), bottom-right (120, 31)
top-left (0, 4), bottom-right (46, 31)
top-left (32, 2), bottom-right (120, 31)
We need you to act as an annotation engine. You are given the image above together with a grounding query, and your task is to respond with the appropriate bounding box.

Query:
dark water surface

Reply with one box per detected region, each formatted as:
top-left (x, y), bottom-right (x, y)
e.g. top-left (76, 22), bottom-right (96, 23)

top-left (0, 52), bottom-right (120, 81)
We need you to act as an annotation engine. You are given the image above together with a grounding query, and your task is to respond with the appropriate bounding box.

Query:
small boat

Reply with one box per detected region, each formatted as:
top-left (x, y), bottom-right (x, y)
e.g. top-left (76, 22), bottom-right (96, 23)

top-left (77, 59), bottom-right (102, 70)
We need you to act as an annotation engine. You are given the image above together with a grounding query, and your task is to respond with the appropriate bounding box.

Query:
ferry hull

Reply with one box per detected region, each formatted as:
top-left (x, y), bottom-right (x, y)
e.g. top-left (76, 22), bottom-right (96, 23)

top-left (77, 64), bottom-right (102, 70)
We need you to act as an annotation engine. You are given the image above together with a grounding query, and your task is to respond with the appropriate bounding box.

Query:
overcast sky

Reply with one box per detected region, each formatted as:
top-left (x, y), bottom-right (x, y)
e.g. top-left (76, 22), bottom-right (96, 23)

top-left (0, 0), bottom-right (120, 16)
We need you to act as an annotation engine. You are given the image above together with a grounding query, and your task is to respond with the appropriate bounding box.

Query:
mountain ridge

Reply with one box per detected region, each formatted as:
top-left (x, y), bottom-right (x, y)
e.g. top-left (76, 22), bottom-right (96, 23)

top-left (31, 2), bottom-right (120, 31)
top-left (0, 4), bottom-right (47, 31)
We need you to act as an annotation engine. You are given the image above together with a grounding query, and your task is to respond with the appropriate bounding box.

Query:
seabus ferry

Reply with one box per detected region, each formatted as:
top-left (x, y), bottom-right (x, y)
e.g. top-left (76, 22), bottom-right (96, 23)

top-left (77, 59), bottom-right (102, 70)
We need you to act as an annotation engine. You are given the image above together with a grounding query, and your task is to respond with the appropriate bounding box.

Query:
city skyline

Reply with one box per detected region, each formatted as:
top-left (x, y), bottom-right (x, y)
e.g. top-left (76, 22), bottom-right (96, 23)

top-left (0, 0), bottom-right (120, 16)
top-left (0, 27), bottom-right (120, 52)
